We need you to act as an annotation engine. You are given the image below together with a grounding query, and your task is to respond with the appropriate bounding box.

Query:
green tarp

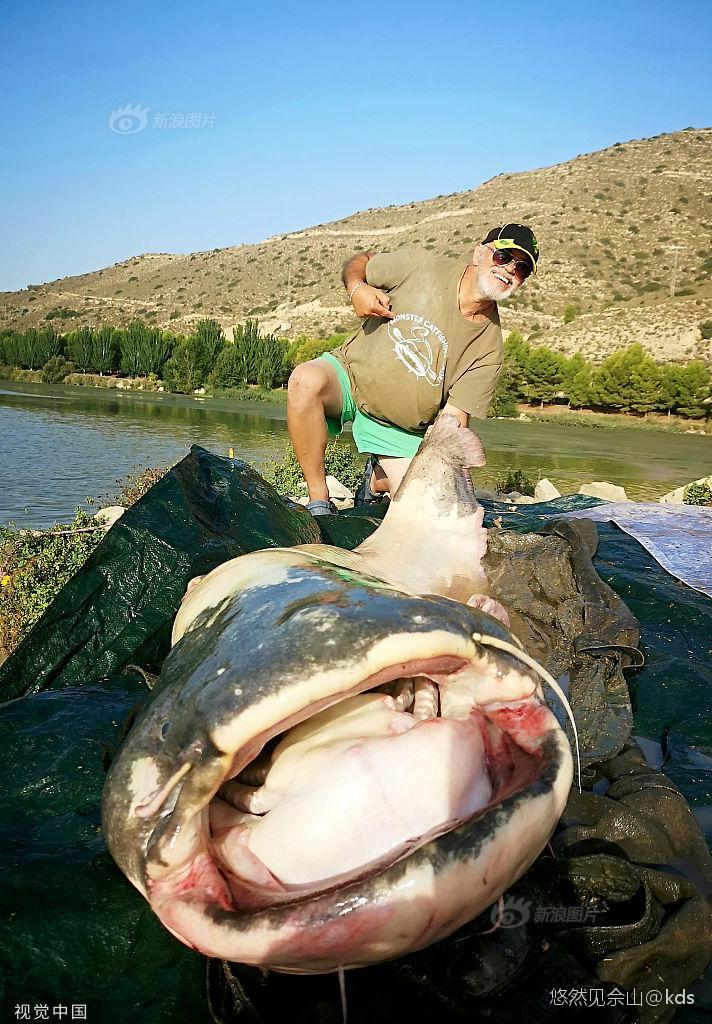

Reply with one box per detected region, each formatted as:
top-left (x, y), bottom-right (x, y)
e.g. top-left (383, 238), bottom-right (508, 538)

top-left (1, 447), bottom-right (710, 1023)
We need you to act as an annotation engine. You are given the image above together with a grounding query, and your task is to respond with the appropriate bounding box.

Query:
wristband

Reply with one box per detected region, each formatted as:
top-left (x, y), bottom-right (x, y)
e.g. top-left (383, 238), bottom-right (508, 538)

top-left (348, 281), bottom-right (366, 301)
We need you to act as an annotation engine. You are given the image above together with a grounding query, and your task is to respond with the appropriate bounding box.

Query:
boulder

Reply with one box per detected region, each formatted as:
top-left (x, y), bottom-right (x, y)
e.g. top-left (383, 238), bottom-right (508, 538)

top-left (660, 474), bottom-right (712, 505)
top-left (92, 506), bottom-right (126, 530)
top-left (534, 478), bottom-right (561, 502)
top-left (326, 475), bottom-right (354, 500)
top-left (579, 482), bottom-right (629, 503)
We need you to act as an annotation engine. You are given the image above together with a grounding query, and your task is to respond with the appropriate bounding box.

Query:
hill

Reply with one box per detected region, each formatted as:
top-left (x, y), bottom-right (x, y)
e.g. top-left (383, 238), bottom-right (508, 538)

top-left (2, 127), bottom-right (711, 363)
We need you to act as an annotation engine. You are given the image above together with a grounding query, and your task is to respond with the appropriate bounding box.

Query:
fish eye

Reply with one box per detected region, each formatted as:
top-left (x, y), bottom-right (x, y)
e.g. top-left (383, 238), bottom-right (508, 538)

top-left (160, 720), bottom-right (171, 740)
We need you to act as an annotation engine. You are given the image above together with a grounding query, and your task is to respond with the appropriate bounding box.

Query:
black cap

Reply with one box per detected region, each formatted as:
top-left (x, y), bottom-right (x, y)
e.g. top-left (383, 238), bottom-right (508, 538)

top-left (482, 224), bottom-right (539, 272)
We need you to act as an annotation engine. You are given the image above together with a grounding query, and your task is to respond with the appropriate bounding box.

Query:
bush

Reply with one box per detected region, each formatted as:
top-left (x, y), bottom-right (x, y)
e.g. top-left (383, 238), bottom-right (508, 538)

top-left (699, 321), bottom-right (712, 340)
top-left (683, 481), bottom-right (712, 506)
top-left (563, 303), bottom-right (578, 324)
top-left (494, 469), bottom-right (535, 496)
top-left (0, 466), bottom-right (169, 657)
top-left (263, 442), bottom-right (365, 497)
top-left (0, 509), bottom-right (105, 656)
top-left (40, 356), bottom-right (75, 383)
top-left (45, 307), bottom-right (80, 321)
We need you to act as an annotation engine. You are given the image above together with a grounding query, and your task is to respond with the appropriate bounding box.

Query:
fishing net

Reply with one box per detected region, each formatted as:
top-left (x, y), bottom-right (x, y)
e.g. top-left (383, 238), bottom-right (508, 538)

top-left (0, 447), bottom-right (709, 1023)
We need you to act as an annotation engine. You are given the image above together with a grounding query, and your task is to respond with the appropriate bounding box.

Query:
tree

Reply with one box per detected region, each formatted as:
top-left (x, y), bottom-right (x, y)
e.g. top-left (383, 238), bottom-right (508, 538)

top-left (628, 357), bottom-right (663, 414)
top-left (562, 353), bottom-right (587, 400)
top-left (501, 330), bottom-right (531, 399)
top-left (162, 342), bottom-right (196, 393)
top-left (91, 326), bottom-right (120, 375)
top-left (522, 345), bottom-right (564, 407)
top-left (257, 333), bottom-right (290, 388)
top-left (190, 319), bottom-right (225, 383)
top-left (675, 361), bottom-right (711, 418)
top-left (67, 327), bottom-right (96, 372)
top-left (563, 303), bottom-right (579, 324)
top-left (488, 365), bottom-right (518, 417)
top-left (589, 344), bottom-right (646, 412)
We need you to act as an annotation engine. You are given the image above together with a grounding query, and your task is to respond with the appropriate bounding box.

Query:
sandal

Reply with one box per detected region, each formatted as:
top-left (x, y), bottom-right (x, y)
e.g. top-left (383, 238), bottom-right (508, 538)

top-left (305, 499), bottom-right (339, 516)
top-left (354, 455), bottom-right (385, 508)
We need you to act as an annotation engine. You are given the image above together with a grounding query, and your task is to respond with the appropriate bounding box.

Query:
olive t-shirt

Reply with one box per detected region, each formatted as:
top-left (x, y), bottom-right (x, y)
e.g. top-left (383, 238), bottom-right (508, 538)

top-left (332, 249), bottom-right (503, 431)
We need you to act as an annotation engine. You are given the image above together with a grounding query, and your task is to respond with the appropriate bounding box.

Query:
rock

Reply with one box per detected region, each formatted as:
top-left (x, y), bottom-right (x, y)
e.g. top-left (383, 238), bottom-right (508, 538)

top-left (660, 474), bottom-right (712, 504)
top-left (517, 413), bottom-right (531, 422)
top-left (534, 478), bottom-right (561, 502)
top-left (93, 506), bottom-right (126, 529)
top-left (473, 488), bottom-right (501, 502)
top-left (325, 475), bottom-right (353, 500)
top-left (579, 482), bottom-right (630, 503)
top-left (512, 495), bottom-right (538, 505)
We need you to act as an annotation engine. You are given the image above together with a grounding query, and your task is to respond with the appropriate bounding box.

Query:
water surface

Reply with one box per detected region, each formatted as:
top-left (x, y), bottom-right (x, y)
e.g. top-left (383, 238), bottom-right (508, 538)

top-left (1, 380), bottom-right (709, 528)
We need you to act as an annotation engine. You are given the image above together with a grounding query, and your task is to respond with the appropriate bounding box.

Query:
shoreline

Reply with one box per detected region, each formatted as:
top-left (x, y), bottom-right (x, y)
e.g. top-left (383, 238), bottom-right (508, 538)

top-left (2, 373), bottom-right (710, 435)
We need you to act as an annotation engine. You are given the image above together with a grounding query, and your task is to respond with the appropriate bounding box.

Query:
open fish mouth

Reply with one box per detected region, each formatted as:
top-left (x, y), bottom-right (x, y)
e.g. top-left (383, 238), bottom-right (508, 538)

top-left (103, 554), bottom-right (574, 973)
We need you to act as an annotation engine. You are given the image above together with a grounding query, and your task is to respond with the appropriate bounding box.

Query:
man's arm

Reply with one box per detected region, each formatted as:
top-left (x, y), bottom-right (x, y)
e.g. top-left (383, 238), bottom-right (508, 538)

top-left (441, 402), bottom-right (469, 428)
top-left (341, 251), bottom-right (395, 320)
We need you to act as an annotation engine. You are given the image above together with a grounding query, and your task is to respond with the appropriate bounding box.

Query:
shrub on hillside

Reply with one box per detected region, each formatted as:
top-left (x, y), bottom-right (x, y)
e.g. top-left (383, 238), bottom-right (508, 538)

top-left (563, 304), bottom-right (579, 324)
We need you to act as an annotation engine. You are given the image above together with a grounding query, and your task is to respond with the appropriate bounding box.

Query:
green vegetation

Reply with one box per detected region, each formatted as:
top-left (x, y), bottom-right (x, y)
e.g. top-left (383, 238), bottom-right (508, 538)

top-left (683, 481), bottom-right (712, 506)
top-left (563, 303), bottom-right (579, 323)
top-left (494, 469), bottom-right (536, 496)
top-left (264, 441), bottom-right (365, 498)
top-left (489, 334), bottom-right (711, 421)
top-left (208, 320), bottom-right (290, 391)
top-left (0, 467), bottom-right (167, 658)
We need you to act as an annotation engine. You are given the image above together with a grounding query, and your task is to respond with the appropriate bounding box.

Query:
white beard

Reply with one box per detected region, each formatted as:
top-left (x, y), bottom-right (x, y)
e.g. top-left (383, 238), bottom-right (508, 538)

top-left (476, 264), bottom-right (518, 302)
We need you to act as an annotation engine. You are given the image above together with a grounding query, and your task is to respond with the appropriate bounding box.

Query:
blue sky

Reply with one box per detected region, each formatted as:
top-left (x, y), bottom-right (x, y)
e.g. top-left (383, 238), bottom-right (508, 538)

top-left (1, 0), bottom-right (710, 291)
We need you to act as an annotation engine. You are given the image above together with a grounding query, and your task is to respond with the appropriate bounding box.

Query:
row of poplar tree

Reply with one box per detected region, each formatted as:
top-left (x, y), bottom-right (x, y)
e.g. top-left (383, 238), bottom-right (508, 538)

top-left (1, 320), bottom-right (709, 417)
top-left (490, 333), bottom-right (711, 419)
top-left (0, 319), bottom-right (293, 392)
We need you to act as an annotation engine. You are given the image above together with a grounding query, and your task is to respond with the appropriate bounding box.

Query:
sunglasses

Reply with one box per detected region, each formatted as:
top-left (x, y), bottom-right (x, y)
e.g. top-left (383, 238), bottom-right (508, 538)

top-left (485, 245), bottom-right (533, 281)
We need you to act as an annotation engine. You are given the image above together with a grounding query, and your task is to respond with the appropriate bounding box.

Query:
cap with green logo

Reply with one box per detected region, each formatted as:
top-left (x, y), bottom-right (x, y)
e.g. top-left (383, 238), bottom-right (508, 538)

top-left (482, 224), bottom-right (540, 273)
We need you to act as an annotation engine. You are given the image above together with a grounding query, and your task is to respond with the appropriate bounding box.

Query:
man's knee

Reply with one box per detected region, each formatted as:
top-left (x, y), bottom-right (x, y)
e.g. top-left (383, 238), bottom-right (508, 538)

top-left (288, 360), bottom-right (341, 416)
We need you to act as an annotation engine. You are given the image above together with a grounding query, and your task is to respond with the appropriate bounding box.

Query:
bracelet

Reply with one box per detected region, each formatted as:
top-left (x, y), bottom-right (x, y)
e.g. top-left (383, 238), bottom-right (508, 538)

top-left (348, 281), bottom-right (366, 301)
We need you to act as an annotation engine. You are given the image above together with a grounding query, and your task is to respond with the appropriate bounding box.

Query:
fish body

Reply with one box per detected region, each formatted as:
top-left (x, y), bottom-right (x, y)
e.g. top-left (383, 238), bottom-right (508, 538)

top-left (102, 417), bottom-right (573, 972)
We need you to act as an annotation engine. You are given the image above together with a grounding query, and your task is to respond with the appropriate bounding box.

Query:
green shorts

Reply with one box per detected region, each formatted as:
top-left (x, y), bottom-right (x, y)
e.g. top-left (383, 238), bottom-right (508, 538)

top-left (319, 351), bottom-right (426, 459)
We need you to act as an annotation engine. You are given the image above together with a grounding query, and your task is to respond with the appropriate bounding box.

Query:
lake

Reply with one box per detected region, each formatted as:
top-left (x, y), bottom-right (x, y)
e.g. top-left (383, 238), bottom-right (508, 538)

top-left (1, 379), bottom-right (710, 528)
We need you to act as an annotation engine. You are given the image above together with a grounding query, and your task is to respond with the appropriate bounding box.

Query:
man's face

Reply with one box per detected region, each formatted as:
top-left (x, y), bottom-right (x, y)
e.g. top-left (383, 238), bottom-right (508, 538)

top-left (473, 244), bottom-right (532, 302)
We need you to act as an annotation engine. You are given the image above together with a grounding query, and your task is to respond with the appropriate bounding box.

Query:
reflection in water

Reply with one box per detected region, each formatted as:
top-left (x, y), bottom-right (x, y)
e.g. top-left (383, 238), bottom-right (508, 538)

top-left (1, 379), bottom-right (710, 527)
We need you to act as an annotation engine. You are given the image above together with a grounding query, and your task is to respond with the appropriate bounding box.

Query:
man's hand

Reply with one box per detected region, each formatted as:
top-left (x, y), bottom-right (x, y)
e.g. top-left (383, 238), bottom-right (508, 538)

top-left (351, 284), bottom-right (395, 319)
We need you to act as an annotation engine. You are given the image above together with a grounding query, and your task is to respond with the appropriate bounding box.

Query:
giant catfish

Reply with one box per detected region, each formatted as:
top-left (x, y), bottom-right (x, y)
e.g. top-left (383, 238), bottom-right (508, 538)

top-left (102, 415), bottom-right (575, 973)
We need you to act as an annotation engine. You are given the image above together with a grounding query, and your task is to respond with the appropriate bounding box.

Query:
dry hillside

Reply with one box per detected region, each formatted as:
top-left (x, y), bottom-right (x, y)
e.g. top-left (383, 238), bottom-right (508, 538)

top-left (3, 127), bottom-right (711, 363)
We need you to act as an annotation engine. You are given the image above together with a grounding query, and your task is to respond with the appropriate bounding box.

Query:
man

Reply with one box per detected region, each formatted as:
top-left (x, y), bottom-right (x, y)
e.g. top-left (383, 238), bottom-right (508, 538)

top-left (287, 224), bottom-right (539, 514)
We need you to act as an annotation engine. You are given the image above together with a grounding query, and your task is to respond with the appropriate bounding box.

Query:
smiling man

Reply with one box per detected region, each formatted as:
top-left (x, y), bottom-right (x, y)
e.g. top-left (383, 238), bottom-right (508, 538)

top-left (287, 223), bottom-right (539, 514)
